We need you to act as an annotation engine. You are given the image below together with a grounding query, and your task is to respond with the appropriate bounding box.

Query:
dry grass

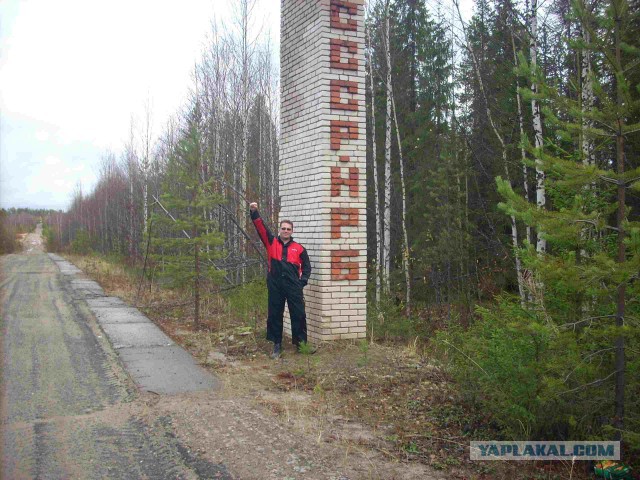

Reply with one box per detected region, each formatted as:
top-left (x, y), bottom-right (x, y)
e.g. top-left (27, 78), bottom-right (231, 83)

top-left (66, 253), bottom-right (595, 480)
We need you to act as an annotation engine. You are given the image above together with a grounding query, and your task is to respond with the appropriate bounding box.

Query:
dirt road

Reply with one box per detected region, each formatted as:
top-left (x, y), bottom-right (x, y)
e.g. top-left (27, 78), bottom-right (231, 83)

top-left (1, 225), bottom-right (230, 479)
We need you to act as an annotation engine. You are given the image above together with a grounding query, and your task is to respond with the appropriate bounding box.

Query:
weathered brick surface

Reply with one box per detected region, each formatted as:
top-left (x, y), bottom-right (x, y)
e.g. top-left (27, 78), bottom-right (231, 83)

top-left (330, 208), bottom-right (359, 238)
top-left (330, 120), bottom-right (359, 150)
top-left (330, 166), bottom-right (359, 197)
top-left (329, 38), bottom-right (360, 71)
top-left (281, 0), bottom-right (366, 343)
top-left (330, 80), bottom-right (359, 111)
top-left (330, 0), bottom-right (358, 30)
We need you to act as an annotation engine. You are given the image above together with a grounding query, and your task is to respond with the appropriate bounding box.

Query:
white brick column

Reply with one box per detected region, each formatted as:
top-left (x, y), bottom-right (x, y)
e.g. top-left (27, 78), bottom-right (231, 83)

top-left (280, 0), bottom-right (367, 343)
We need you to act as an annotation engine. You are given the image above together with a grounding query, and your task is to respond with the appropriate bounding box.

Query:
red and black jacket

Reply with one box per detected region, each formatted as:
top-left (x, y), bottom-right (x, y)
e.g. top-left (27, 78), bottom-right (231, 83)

top-left (251, 210), bottom-right (311, 287)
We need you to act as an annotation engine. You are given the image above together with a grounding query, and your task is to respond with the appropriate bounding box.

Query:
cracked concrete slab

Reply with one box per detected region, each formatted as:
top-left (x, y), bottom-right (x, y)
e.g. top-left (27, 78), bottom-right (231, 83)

top-left (70, 279), bottom-right (105, 295)
top-left (47, 254), bottom-right (82, 275)
top-left (100, 323), bottom-right (174, 349)
top-left (86, 297), bottom-right (126, 309)
top-left (118, 346), bottom-right (218, 394)
top-left (91, 307), bottom-right (151, 324)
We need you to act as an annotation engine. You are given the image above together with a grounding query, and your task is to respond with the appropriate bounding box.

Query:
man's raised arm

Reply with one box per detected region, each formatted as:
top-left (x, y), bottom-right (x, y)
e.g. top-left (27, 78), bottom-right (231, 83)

top-left (249, 202), bottom-right (274, 246)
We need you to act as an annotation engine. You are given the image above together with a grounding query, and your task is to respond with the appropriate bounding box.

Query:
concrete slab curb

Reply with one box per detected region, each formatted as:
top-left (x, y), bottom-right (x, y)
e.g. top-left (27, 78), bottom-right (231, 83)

top-left (91, 306), bottom-right (152, 324)
top-left (49, 254), bottom-right (219, 395)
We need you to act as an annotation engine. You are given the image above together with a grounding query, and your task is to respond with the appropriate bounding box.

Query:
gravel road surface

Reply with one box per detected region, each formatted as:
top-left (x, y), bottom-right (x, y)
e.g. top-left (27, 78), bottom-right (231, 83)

top-left (1, 225), bottom-right (229, 479)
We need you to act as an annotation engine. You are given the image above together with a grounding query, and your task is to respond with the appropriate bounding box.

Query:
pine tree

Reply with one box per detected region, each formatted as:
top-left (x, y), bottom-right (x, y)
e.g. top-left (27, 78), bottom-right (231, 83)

top-left (497, 0), bottom-right (640, 445)
top-left (151, 122), bottom-right (226, 329)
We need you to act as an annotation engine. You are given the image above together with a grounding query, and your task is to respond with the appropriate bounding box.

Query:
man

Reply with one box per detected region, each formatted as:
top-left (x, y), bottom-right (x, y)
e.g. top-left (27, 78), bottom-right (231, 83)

top-left (249, 202), bottom-right (311, 359)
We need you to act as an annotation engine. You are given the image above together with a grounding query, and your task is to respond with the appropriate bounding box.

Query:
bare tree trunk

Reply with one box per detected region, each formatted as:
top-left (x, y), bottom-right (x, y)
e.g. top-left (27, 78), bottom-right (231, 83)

top-left (126, 120), bottom-right (138, 260)
top-left (129, 170), bottom-right (134, 258)
top-left (366, 21), bottom-right (382, 305)
top-left (239, 0), bottom-right (251, 284)
top-left (580, 0), bottom-right (595, 167)
top-left (234, 0), bottom-right (257, 284)
top-left (269, 100), bottom-right (277, 220)
top-left (142, 99), bottom-right (153, 237)
top-left (391, 96), bottom-right (411, 316)
top-left (382, 0), bottom-right (392, 295)
top-left (530, 0), bottom-right (546, 254)
top-left (271, 76), bottom-right (279, 225)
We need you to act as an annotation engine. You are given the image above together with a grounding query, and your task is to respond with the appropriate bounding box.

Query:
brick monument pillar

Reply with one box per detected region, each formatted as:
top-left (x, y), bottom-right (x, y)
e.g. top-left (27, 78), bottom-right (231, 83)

top-left (280, 0), bottom-right (366, 343)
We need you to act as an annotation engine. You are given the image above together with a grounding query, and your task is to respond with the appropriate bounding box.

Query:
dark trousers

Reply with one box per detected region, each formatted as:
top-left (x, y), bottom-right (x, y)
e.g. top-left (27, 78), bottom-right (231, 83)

top-left (266, 278), bottom-right (307, 345)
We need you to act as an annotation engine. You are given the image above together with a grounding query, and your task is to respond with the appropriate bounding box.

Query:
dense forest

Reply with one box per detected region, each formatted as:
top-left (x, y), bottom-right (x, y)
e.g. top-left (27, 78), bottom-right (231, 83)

top-left (22, 0), bottom-right (640, 459)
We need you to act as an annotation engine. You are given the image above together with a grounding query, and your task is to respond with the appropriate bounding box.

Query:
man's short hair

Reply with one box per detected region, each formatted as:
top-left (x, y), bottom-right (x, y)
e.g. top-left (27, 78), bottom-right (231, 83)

top-left (280, 219), bottom-right (294, 229)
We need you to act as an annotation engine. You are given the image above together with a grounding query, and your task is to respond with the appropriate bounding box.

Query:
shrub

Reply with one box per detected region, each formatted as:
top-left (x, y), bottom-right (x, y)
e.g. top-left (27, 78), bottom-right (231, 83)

top-left (436, 293), bottom-right (640, 453)
top-left (435, 296), bottom-right (554, 439)
top-left (367, 294), bottom-right (417, 342)
top-left (70, 229), bottom-right (92, 255)
top-left (224, 279), bottom-right (268, 327)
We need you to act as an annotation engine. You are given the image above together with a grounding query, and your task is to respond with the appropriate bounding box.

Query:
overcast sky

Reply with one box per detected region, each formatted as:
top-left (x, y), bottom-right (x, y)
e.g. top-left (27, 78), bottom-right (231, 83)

top-left (0, 0), bottom-right (280, 210)
top-left (1, 0), bottom-right (469, 211)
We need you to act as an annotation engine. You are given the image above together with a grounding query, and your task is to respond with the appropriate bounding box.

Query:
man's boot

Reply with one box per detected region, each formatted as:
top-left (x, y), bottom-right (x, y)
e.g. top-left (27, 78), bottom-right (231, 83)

top-left (271, 342), bottom-right (282, 359)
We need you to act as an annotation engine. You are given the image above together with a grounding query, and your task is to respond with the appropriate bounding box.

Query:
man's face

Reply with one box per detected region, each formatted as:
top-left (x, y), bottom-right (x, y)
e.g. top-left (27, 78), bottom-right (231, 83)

top-left (279, 223), bottom-right (293, 241)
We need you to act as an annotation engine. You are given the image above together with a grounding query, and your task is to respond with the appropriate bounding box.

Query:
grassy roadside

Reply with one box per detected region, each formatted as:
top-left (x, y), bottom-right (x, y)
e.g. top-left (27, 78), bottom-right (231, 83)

top-left (66, 253), bottom-right (594, 480)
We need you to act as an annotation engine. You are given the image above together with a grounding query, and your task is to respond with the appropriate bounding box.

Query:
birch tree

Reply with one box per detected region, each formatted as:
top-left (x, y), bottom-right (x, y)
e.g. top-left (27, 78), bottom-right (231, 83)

top-left (125, 120), bottom-right (139, 260)
top-left (236, 0), bottom-right (256, 282)
top-left (141, 99), bottom-right (154, 237)
top-left (529, 0), bottom-right (546, 253)
top-left (391, 95), bottom-right (411, 315)
top-left (580, 0), bottom-right (595, 167)
top-left (382, 0), bottom-right (392, 294)
top-left (366, 15), bottom-right (382, 305)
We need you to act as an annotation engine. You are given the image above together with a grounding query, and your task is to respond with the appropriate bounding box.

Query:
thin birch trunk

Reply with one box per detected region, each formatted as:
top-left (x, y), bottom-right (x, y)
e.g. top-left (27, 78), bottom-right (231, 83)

top-left (269, 102), bottom-right (276, 221)
top-left (366, 21), bottom-right (382, 305)
top-left (194, 225), bottom-right (201, 329)
top-left (238, 0), bottom-right (255, 284)
top-left (529, 0), bottom-right (546, 253)
top-left (126, 121), bottom-right (137, 260)
top-left (142, 100), bottom-right (152, 238)
top-left (580, 0), bottom-right (595, 167)
top-left (391, 95), bottom-right (411, 316)
top-left (382, 0), bottom-right (392, 295)
top-left (578, 0), bottom-right (595, 317)
top-left (128, 156), bottom-right (135, 259)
